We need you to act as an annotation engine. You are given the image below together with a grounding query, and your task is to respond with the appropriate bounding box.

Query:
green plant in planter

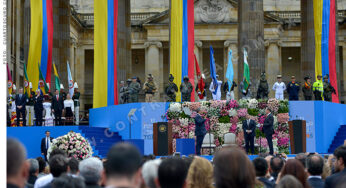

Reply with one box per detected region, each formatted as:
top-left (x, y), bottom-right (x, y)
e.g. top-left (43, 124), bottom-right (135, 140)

top-left (248, 108), bottom-right (259, 116)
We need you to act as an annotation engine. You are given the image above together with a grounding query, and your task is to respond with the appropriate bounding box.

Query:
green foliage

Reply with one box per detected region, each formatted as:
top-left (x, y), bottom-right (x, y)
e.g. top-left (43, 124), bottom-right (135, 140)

top-left (248, 108), bottom-right (259, 116)
top-left (179, 111), bottom-right (190, 119)
top-left (219, 116), bottom-right (230, 123)
top-left (255, 129), bottom-right (265, 138)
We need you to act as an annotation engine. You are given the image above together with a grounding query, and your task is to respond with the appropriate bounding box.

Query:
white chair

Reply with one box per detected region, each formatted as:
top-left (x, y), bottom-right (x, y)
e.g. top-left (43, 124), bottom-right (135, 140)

top-left (222, 133), bottom-right (237, 147)
top-left (201, 133), bottom-right (216, 149)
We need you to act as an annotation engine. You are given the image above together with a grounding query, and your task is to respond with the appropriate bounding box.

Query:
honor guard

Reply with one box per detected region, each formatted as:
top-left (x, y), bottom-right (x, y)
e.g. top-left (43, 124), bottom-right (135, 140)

top-left (313, 75), bottom-right (324, 100)
top-left (272, 75), bottom-right (286, 100)
top-left (72, 82), bottom-right (80, 125)
top-left (26, 82), bottom-right (35, 126)
top-left (286, 76), bottom-right (300, 101)
top-left (323, 75), bottom-right (336, 102)
top-left (302, 76), bottom-right (313, 100)
top-left (165, 74), bottom-right (178, 102)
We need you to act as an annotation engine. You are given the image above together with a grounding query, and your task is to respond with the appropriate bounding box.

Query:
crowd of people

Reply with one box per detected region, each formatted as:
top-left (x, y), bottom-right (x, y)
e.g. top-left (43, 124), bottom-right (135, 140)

top-left (7, 83), bottom-right (81, 127)
top-left (119, 73), bottom-right (337, 104)
top-left (7, 138), bottom-right (346, 188)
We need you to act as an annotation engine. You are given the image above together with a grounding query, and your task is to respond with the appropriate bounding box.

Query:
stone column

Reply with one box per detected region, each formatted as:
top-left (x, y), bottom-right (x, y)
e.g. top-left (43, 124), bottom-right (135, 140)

top-left (144, 41), bottom-right (163, 101)
top-left (194, 40), bottom-right (203, 71)
top-left (265, 40), bottom-right (282, 99)
top-left (342, 42), bottom-right (346, 103)
top-left (238, 0), bottom-right (265, 98)
top-left (224, 40), bottom-right (238, 100)
top-left (6, 0), bottom-right (12, 73)
top-left (23, 0), bottom-right (30, 67)
top-left (70, 38), bottom-right (77, 76)
top-left (15, 0), bottom-right (22, 83)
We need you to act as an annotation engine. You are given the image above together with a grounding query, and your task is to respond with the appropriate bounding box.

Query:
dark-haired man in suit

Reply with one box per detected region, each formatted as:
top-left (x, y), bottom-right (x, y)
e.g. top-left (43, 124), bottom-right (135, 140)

top-left (307, 154), bottom-right (325, 188)
top-left (243, 114), bottom-right (257, 154)
top-left (263, 108), bottom-right (274, 155)
top-left (41, 131), bottom-right (54, 161)
top-left (52, 89), bottom-right (64, 125)
top-left (15, 87), bottom-right (27, 126)
top-left (194, 109), bottom-right (207, 155)
top-left (325, 145), bottom-right (346, 188)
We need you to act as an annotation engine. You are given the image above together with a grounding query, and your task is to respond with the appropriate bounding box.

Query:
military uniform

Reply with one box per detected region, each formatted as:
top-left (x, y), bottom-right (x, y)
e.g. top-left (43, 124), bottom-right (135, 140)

top-left (128, 80), bottom-right (141, 103)
top-left (72, 90), bottom-right (80, 125)
top-left (313, 80), bottom-right (324, 101)
top-left (257, 73), bottom-right (269, 100)
top-left (302, 76), bottom-right (313, 100)
top-left (323, 77), bottom-right (336, 102)
top-left (239, 81), bottom-right (252, 99)
top-left (119, 84), bottom-right (128, 104)
top-left (287, 81), bottom-right (300, 101)
top-left (25, 91), bottom-right (35, 126)
top-left (143, 75), bottom-right (157, 102)
top-left (165, 74), bottom-right (178, 102)
top-left (180, 76), bottom-right (193, 102)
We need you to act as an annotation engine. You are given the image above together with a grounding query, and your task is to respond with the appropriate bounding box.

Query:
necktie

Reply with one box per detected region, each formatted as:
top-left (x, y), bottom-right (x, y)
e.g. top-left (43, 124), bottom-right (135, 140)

top-left (57, 95), bottom-right (59, 101)
top-left (46, 137), bottom-right (49, 149)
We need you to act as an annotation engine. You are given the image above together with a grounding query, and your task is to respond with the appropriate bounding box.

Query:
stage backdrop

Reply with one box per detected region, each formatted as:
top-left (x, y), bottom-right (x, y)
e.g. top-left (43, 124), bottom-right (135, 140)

top-left (90, 102), bottom-right (170, 154)
top-left (289, 101), bottom-right (346, 153)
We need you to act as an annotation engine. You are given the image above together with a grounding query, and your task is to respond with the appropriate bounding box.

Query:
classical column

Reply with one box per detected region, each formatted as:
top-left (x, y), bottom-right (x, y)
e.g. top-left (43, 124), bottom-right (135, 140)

top-left (144, 41), bottom-right (163, 101)
top-left (15, 0), bottom-right (22, 83)
top-left (224, 40), bottom-right (238, 100)
top-left (23, 0), bottom-right (30, 67)
top-left (238, 0), bottom-right (265, 97)
top-left (70, 38), bottom-right (77, 76)
top-left (6, 0), bottom-right (12, 73)
top-left (265, 40), bottom-right (282, 99)
top-left (194, 40), bottom-right (203, 71)
top-left (342, 42), bottom-right (346, 103)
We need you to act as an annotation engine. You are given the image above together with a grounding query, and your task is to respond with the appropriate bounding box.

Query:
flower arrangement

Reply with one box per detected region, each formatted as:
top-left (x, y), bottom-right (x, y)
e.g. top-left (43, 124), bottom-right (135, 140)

top-left (47, 131), bottom-right (93, 160)
top-left (166, 99), bottom-right (290, 154)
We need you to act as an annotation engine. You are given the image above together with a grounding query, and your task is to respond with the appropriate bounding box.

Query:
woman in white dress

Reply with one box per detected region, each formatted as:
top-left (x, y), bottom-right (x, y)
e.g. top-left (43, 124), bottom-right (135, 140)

top-left (43, 95), bottom-right (54, 126)
top-left (64, 94), bottom-right (74, 125)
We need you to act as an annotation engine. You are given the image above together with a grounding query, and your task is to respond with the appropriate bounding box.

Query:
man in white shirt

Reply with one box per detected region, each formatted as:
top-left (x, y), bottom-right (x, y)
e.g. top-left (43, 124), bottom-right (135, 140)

top-left (209, 75), bottom-right (222, 100)
top-left (272, 75), bottom-right (286, 100)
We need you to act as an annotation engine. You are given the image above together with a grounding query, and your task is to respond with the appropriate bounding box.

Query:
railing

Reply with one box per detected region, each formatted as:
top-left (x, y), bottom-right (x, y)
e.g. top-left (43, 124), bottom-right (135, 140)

top-left (267, 10), bottom-right (345, 20)
top-left (131, 12), bottom-right (160, 21)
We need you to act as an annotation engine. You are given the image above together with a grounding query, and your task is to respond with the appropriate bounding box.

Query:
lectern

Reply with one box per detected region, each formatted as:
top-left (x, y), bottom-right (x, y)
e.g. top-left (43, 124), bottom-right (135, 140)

top-left (153, 122), bottom-right (173, 156)
top-left (288, 120), bottom-right (306, 154)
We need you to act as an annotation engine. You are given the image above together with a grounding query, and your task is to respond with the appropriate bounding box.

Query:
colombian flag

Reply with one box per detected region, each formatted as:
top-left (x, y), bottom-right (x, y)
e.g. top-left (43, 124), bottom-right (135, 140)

top-left (313, 0), bottom-right (339, 103)
top-left (93, 0), bottom-right (119, 108)
top-left (170, 0), bottom-right (195, 102)
top-left (27, 0), bottom-right (53, 90)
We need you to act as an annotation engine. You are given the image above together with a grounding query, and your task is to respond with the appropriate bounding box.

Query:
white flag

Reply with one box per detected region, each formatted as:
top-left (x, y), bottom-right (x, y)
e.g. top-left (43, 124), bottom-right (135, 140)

top-left (67, 61), bottom-right (74, 97)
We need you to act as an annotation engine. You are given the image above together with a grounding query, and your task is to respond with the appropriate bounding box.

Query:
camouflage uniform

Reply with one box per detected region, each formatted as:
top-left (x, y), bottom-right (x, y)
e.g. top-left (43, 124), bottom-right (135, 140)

top-left (323, 76), bottom-right (336, 102)
top-left (128, 80), bottom-right (141, 103)
top-left (180, 76), bottom-right (193, 102)
top-left (143, 75), bottom-right (157, 102)
top-left (165, 74), bottom-right (178, 102)
top-left (256, 72), bottom-right (269, 100)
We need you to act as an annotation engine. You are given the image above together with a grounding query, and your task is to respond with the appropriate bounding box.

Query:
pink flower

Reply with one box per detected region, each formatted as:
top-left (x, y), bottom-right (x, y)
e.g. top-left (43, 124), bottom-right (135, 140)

top-left (237, 108), bottom-right (248, 117)
top-left (277, 113), bottom-right (289, 124)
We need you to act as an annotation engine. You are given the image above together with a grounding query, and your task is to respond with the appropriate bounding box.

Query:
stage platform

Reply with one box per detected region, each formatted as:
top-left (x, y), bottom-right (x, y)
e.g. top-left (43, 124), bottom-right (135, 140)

top-left (7, 101), bottom-right (346, 158)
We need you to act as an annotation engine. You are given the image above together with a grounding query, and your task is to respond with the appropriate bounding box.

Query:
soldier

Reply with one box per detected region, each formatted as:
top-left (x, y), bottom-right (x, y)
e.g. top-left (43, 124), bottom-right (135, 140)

top-left (239, 80), bottom-right (252, 99)
top-left (180, 76), bottom-right (193, 102)
top-left (302, 76), bottom-right (313, 100)
top-left (119, 81), bottom-right (127, 104)
top-left (165, 74), bottom-right (178, 102)
top-left (143, 74), bottom-right (157, 102)
top-left (128, 77), bottom-right (141, 103)
top-left (196, 74), bottom-right (208, 101)
top-left (286, 76), bottom-right (300, 101)
top-left (272, 75), bottom-right (286, 100)
top-left (72, 82), bottom-right (80, 125)
top-left (323, 75), bottom-right (336, 102)
top-left (256, 72), bottom-right (269, 100)
top-left (26, 82), bottom-right (35, 126)
top-left (209, 75), bottom-right (222, 100)
top-left (313, 75), bottom-right (324, 101)
top-left (223, 81), bottom-right (237, 101)
top-left (60, 84), bottom-right (67, 101)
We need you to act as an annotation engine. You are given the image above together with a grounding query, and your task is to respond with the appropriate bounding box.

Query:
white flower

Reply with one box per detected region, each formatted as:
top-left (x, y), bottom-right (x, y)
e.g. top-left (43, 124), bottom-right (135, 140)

top-left (248, 99), bottom-right (258, 109)
top-left (169, 103), bottom-right (182, 112)
top-left (179, 118), bottom-right (189, 126)
top-left (228, 109), bottom-right (237, 117)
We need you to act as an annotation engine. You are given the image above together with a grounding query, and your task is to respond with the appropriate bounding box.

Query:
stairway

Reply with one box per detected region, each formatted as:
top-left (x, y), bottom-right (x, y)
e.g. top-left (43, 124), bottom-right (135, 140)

top-left (328, 125), bottom-right (346, 153)
top-left (78, 126), bottom-right (123, 158)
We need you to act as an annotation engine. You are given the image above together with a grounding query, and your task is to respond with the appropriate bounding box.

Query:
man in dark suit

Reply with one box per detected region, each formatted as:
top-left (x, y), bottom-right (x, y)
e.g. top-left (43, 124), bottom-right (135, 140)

top-left (194, 109), bottom-right (207, 155)
top-left (41, 131), bottom-right (53, 161)
top-left (325, 145), bottom-right (346, 188)
top-left (242, 114), bottom-right (256, 154)
top-left (253, 157), bottom-right (275, 188)
top-left (15, 87), bottom-right (27, 126)
top-left (263, 108), bottom-right (274, 155)
top-left (34, 89), bottom-right (44, 126)
top-left (52, 89), bottom-right (64, 125)
top-left (307, 154), bottom-right (325, 188)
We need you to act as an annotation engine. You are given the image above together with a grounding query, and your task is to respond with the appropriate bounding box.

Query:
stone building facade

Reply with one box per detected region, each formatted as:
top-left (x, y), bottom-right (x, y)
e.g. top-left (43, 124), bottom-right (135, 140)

top-left (7, 0), bottom-right (346, 112)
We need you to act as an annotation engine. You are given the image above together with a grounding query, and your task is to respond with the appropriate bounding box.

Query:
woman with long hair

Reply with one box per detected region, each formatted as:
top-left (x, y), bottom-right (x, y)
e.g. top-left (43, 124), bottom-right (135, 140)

top-left (277, 159), bottom-right (310, 188)
top-left (186, 156), bottom-right (213, 188)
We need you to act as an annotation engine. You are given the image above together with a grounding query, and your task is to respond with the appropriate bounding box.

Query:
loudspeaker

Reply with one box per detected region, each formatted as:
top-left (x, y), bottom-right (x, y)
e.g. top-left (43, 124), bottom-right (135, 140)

top-left (153, 122), bottom-right (173, 156)
top-left (288, 120), bottom-right (306, 154)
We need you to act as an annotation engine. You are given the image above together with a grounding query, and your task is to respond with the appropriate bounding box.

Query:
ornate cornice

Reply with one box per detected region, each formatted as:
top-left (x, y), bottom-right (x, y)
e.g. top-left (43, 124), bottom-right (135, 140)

top-left (264, 40), bottom-right (282, 47)
top-left (194, 40), bottom-right (203, 48)
top-left (144, 41), bottom-right (162, 48)
top-left (224, 39), bottom-right (237, 47)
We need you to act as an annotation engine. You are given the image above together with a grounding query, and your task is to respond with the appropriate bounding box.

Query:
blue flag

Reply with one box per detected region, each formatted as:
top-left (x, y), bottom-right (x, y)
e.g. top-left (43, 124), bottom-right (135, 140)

top-left (209, 46), bottom-right (218, 95)
top-left (225, 50), bottom-right (234, 92)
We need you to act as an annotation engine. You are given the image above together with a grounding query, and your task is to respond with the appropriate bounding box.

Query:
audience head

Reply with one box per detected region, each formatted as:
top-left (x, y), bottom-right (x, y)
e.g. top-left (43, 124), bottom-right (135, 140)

top-left (157, 158), bottom-right (188, 188)
top-left (306, 154), bottom-right (324, 176)
top-left (36, 157), bottom-right (46, 173)
top-left (214, 147), bottom-right (256, 188)
top-left (276, 175), bottom-right (303, 188)
top-left (49, 154), bottom-right (69, 178)
top-left (7, 138), bottom-right (29, 188)
top-left (333, 145), bottom-right (346, 172)
top-left (28, 159), bottom-right (39, 176)
top-left (51, 174), bottom-right (85, 188)
top-left (105, 143), bottom-right (142, 187)
top-left (253, 157), bottom-right (268, 177)
top-left (270, 156), bottom-right (285, 174)
top-left (79, 157), bottom-right (104, 185)
top-left (279, 159), bottom-right (308, 188)
top-left (49, 148), bottom-right (67, 159)
top-left (186, 156), bottom-right (214, 188)
top-left (142, 159), bottom-right (162, 188)
top-left (68, 157), bottom-right (79, 175)
top-left (295, 153), bottom-right (307, 168)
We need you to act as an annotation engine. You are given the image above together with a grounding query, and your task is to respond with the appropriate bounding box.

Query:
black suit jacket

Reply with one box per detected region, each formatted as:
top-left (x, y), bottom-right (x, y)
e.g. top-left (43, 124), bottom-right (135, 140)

top-left (242, 119), bottom-right (256, 137)
top-left (258, 177), bottom-right (275, 188)
top-left (34, 95), bottom-right (44, 111)
top-left (263, 113), bottom-right (274, 136)
top-left (307, 177), bottom-right (324, 188)
top-left (324, 169), bottom-right (346, 188)
top-left (194, 114), bottom-right (207, 136)
top-left (15, 94), bottom-right (27, 109)
top-left (51, 94), bottom-right (64, 111)
top-left (41, 137), bottom-right (54, 154)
